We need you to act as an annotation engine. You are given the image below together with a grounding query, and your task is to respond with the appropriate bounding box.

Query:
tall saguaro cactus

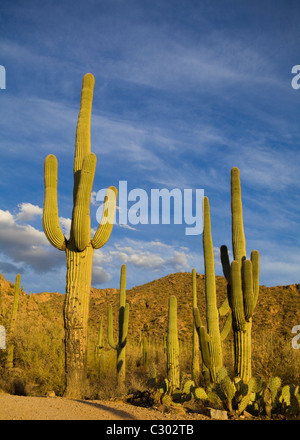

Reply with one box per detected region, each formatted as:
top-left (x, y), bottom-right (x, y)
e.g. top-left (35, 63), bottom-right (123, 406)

top-left (166, 295), bottom-right (180, 389)
top-left (6, 273), bottom-right (21, 369)
top-left (43, 73), bottom-right (117, 398)
top-left (221, 167), bottom-right (260, 382)
top-left (107, 264), bottom-right (129, 388)
top-left (193, 197), bottom-right (224, 383)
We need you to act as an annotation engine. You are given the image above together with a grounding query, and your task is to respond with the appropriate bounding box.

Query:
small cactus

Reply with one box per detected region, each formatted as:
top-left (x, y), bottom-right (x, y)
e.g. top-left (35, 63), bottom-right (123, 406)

top-left (107, 264), bottom-right (129, 387)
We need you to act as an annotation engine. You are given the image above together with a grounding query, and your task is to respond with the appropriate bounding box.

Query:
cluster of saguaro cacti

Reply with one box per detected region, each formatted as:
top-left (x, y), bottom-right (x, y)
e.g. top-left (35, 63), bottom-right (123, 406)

top-left (43, 73), bottom-right (117, 398)
top-left (193, 197), bottom-right (231, 383)
top-left (192, 169), bottom-right (259, 385)
top-left (220, 167), bottom-right (260, 382)
top-left (107, 264), bottom-right (129, 387)
top-left (6, 273), bottom-right (21, 369)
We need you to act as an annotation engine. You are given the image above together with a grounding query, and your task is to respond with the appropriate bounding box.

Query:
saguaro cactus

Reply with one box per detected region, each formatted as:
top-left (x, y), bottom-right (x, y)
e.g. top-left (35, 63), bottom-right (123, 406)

top-left (192, 269), bottom-right (201, 385)
top-left (107, 264), bottom-right (129, 387)
top-left (95, 315), bottom-right (105, 380)
top-left (6, 273), bottom-right (21, 369)
top-left (43, 73), bottom-right (117, 398)
top-left (193, 197), bottom-right (225, 383)
top-left (166, 295), bottom-right (180, 389)
top-left (221, 167), bottom-right (260, 382)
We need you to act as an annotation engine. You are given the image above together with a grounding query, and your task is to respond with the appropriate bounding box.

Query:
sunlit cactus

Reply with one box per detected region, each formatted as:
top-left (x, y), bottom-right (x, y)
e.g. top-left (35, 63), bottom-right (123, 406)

top-left (107, 264), bottom-right (129, 388)
top-left (166, 295), bottom-right (180, 389)
top-left (192, 268), bottom-right (201, 385)
top-left (6, 273), bottom-right (21, 369)
top-left (193, 197), bottom-right (231, 383)
top-left (221, 167), bottom-right (260, 382)
top-left (43, 73), bottom-right (117, 398)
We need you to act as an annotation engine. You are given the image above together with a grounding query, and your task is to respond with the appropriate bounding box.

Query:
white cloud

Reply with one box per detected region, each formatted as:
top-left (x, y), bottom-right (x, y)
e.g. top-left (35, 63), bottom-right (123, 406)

top-left (16, 203), bottom-right (43, 222)
top-left (59, 217), bottom-right (71, 239)
top-left (0, 208), bottom-right (64, 273)
top-left (108, 239), bottom-right (193, 273)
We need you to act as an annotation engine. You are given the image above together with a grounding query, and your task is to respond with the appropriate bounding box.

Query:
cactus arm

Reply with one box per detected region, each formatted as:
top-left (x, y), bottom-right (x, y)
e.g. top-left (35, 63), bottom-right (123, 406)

top-left (198, 326), bottom-right (212, 370)
top-left (193, 307), bottom-right (212, 370)
top-left (218, 298), bottom-right (230, 317)
top-left (107, 304), bottom-right (117, 349)
top-left (91, 186), bottom-right (118, 249)
top-left (72, 153), bottom-right (96, 251)
top-left (203, 197), bottom-right (216, 316)
top-left (119, 303), bottom-right (129, 348)
top-left (242, 259), bottom-right (254, 321)
top-left (73, 73), bottom-right (94, 203)
top-left (220, 245), bottom-right (231, 284)
top-left (43, 154), bottom-right (66, 251)
top-left (251, 250), bottom-right (260, 308)
top-left (193, 306), bottom-right (203, 329)
top-left (119, 264), bottom-right (126, 308)
top-left (230, 260), bottom-right (246, 331)
top-left (231, 167), bottom-right (246, 264)
top-left (192, 268), bottom-right (197, 308)
top-left (97, 314), bottom-right (104, 349)
top-left (220, 313), bottom-right (232, 341)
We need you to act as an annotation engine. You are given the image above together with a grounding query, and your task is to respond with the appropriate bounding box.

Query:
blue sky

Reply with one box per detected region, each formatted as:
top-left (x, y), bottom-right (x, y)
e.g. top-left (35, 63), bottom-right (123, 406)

top-left (0, 0), bottom-right (300, 293)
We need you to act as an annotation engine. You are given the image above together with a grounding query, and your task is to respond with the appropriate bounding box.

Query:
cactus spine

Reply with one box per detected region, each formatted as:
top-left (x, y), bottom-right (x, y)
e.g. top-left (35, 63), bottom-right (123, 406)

top-left (221, 167), bottom-right (260, 382)
top-left (166, 295), bottom-right (180, 389)
top-left (6, 273), bottom-right (21, 369)
top-left (107, 264), bottom-right (129, 388)
top-left (43, 74), bottom-right (117, 398)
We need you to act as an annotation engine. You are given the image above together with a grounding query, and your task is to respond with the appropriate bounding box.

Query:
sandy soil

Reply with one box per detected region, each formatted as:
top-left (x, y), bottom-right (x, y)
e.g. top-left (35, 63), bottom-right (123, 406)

top-left (0, 394), bottom-right (210, 420)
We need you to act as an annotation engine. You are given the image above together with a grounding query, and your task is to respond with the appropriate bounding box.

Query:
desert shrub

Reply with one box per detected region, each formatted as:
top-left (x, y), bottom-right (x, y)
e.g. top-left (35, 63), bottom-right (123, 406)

top-left (12, 321), bottom-right (65, 396)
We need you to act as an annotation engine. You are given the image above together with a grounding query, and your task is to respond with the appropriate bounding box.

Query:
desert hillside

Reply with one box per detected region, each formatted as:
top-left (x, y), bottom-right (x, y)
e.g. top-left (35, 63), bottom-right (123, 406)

top-left (0, 271), bottom-right (299, 397)
top-left (1, 271), bottom-right (300, 342)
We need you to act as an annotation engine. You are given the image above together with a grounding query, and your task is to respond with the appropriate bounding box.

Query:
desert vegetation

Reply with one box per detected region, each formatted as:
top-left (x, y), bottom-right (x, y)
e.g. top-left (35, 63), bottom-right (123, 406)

top-left (0, 74), bottom-right (299, 420)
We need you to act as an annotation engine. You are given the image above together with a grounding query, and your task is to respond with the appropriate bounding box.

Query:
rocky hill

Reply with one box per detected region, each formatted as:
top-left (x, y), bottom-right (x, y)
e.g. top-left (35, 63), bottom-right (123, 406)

top-left (0, 271), bottom-right (299, 388)
top-left (1, 271), bottom-right (299, 346)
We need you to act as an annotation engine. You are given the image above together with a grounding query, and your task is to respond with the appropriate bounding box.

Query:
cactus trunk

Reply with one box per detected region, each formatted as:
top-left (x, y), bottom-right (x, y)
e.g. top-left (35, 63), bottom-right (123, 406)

top-left (233, 321), bottom-right (252, 380)
top-left (63, 245), bottom-right (94, 395)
